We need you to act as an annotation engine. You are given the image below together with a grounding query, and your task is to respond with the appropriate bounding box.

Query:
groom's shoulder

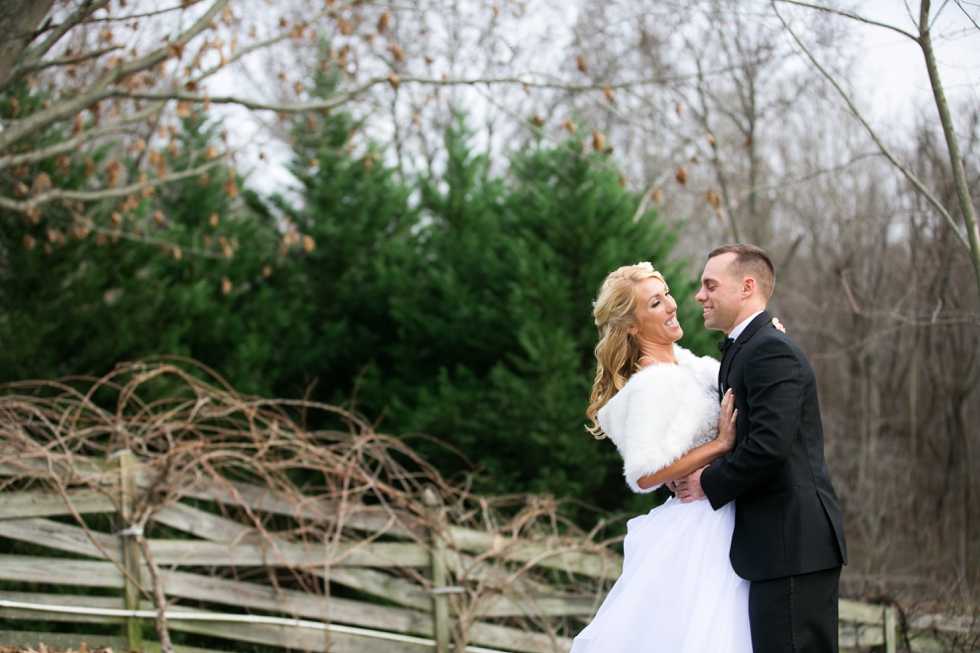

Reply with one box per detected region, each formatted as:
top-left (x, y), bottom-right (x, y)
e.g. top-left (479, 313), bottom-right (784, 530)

top-left (745, 328), bottom-right (816, 379)
top-left (746, 324), bottom-right (806, 359)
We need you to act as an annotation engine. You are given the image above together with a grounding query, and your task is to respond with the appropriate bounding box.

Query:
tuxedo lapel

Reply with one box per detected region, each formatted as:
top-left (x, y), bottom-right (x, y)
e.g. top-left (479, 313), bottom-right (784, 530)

top-left (718, 343), bottom-right (733, 399)
top-left (719, 311), bottom-right (772, 397)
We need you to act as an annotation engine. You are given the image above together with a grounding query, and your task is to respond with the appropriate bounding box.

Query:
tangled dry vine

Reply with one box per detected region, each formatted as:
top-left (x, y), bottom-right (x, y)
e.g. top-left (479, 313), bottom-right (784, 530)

top-left (0, 359), bottom-right (623, 652)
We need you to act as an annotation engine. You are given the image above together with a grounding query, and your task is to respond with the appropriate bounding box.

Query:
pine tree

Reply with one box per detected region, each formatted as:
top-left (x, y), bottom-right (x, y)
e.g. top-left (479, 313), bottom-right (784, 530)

top-left (0, 104), bottom-right (276, 386)
top-left (257, 57), bottom-right (419, 403)
top-left (361, 116), bottom-right (712, 512)
top-left (1, 91), bottom-right (709, 515)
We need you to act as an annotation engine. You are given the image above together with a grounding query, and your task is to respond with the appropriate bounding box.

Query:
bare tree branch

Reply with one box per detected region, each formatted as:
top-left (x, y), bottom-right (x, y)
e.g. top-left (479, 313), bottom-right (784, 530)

top-left (87, 3), bottom-right (187, 22)
top-left (929, 0), bottom-right (954, 30)
top-left (0, 0), bottom-right (111, 94)
top-left (752, 151), bottom-right (882, 193)
top-left (0, 0), bottom-right (56, 87)
top-left (689, 50), bottom-right (743, 242)
top-left (197, 0), bottom-right (362, 77)
top-left (81, 223), bottom-right (225, 259)
top-left (118, 68), bottom-right (763, 117)
top-left (496, 64), bottom-right (777, 91)
top-left (773, 0), bottom-right (919, 40)
top-left (0, 0), bottom-right (227, 152)
top-left (28, 45), bottom-right (125, 73)
top-left (471, 84), bottom-right (625, 178)
top-left (953, 0), bottom-right (980, 31)
top-left (631, 170), bottom-right (672, 222)
top-left (0, 158), bottom-right (224, 212)
top-left (841, 270), bottom-right (980, 326)
top-left (917, 0), bottom-right (980, 297)
top-left (118, 2), bottom-right (228, 73)
top-left (0, 88), bottom-right (116, 151)
top-left (123, 83), bottom-right (376, 113)
top-left (772, 1), bottom-right (971, 252)
top-left (0, 101), bottom-right (166, 172)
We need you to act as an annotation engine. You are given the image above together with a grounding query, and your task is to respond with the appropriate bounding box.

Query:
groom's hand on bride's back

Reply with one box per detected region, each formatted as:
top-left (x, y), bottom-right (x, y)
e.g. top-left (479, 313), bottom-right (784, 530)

top-left (672, 467), bottom-right (708, 503)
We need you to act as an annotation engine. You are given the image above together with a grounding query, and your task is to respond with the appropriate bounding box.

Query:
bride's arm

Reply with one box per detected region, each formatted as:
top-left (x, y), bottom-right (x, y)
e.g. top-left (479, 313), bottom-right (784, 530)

top-left (636, 389), bottom-right (737, 490)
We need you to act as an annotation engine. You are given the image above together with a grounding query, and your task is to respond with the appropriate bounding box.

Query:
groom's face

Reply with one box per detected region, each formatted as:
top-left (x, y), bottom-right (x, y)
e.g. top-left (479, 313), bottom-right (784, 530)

top-left (696, 253), bottom-right (744, 333)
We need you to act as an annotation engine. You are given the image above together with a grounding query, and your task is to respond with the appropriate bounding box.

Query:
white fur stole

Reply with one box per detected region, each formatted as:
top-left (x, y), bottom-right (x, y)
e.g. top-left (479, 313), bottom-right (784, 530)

top-left (597, 345), bottom-right (721, 493)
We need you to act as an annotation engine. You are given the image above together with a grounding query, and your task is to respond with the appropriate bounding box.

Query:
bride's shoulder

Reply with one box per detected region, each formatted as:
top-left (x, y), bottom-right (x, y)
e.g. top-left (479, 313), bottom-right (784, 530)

top-left (600, 362), bottom-right (689, 426)
top-left (673, 344), bottom-right (719, 365)
top-left (612, 347), bottom-right (717, 402)
top-left (626, 358), bottom-right (688, 385)
top-left (673, 344), bottom-right (720, 380)
top-left (612, 359), bottom-right (692, 406)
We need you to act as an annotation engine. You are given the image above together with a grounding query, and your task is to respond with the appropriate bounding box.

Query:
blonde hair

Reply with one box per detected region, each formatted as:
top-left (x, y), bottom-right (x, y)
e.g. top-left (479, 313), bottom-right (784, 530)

top-left (586, 262), bottom-right (667, 438)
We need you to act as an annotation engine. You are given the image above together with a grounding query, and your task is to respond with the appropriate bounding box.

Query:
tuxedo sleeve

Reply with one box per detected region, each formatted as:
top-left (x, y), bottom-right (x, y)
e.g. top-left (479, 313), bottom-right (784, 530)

top-left (701, 337), bottom-right (802, 510)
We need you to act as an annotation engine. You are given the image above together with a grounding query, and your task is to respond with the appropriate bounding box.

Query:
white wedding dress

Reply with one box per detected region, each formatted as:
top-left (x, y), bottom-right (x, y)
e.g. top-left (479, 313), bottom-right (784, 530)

top-left (571, 345), bottom-right (752, 653)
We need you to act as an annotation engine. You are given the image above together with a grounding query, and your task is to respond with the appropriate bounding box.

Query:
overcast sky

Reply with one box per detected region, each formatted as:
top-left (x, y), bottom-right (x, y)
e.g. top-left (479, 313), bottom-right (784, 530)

top-left (229, 0), bottom-right (980, 197)
top-left (855, 0), bottom-right (979, 127)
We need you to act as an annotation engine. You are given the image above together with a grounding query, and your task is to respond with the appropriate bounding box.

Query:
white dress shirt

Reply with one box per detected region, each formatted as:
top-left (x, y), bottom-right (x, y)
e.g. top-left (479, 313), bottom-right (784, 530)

top-left (728, 310), bottom-right (764, 342)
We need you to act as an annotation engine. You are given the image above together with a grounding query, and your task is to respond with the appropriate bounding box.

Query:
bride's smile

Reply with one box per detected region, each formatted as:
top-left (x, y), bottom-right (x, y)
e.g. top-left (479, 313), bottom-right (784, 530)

top-left (583, 252), bottom-right (844, 653)
top-left (581, 261), bottom-right (750, 653)
top-left (626, 277), bottom-right (684, 355)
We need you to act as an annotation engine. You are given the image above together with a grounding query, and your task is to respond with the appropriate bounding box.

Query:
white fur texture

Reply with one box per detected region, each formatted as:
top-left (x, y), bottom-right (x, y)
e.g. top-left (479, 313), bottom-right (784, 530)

top-left (597, 346), bottom-right (721, 493)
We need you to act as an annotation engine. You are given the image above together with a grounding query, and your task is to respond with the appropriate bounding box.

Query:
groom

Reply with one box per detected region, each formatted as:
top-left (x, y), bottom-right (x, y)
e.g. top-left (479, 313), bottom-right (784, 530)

top-left (672, 244), bottom-right (847, 653)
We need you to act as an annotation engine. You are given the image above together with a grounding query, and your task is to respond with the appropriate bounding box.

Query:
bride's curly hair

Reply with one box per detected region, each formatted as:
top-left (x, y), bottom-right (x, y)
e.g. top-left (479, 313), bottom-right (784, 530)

top-left (586, 262), bottom-right (667, 438)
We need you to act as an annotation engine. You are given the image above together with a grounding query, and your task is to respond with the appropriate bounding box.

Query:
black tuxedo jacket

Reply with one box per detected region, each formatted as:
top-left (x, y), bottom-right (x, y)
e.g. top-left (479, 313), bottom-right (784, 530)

top-left (701, 311), bottom-right (847, 582)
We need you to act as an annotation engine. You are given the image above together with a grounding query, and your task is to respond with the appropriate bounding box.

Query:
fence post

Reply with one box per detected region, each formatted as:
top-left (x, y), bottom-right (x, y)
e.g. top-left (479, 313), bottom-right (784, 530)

top-left (117, 450), bottom-right (142, 652)
top-left (423, 486), bottom-right (451, 653)
top-left (883, 605), bottom-right (897, 653)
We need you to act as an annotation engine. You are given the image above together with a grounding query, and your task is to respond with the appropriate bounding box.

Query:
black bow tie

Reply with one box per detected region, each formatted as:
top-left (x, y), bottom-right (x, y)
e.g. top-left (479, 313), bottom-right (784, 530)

top-left (718, 337), bottom-right (735, 356)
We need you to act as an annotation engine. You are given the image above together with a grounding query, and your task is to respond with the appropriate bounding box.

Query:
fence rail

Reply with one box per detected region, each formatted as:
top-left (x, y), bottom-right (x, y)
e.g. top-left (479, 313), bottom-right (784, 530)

top-left (0, 450), bottom-right (923, 653)
top-left (8, 448), bottom-right (980, 653)
top-left (0, 448), bottom-right (597, 653)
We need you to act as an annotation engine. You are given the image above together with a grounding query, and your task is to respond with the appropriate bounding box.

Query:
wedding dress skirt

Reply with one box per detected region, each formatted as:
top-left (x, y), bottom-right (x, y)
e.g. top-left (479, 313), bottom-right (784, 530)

top-left (570, 497), bottom-right (752, 653)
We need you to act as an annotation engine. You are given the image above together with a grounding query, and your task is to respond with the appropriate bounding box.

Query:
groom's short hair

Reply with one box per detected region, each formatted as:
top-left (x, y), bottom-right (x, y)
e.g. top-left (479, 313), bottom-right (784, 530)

top-left (708, 244), bottom-right (775, 300)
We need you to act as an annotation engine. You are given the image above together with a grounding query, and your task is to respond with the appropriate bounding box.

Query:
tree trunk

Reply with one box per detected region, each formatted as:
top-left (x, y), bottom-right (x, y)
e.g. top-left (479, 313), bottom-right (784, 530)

top-left (908, 340), bottom-right (918, 466)
top-left (0, 0), bottom-right (55, 81)
top-left (858, 346), bottom-right (880, 493)
top-left (950, 396), bottom-right (969, 595)
top-left (919, 0), bottom-right (980, 298)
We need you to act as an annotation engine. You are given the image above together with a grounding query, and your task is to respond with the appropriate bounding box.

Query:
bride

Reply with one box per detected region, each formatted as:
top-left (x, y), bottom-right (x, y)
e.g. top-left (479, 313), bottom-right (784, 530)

top-left (571, 262), bottom-right (759, 653)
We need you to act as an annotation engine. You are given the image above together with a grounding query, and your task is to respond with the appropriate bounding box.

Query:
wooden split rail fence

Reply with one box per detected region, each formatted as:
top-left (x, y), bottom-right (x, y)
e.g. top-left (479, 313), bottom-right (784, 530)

top-left (0, 448), bottom-right (611, 653)
top-left (0, 451), bottom-right (908, 652)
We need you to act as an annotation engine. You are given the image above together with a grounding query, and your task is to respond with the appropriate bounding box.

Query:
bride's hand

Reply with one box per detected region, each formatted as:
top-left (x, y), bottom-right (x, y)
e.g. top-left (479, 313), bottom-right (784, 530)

top-left (772, 317), bottom-right (786, 333)
top-left (717, 389), bottom-right (737, 451)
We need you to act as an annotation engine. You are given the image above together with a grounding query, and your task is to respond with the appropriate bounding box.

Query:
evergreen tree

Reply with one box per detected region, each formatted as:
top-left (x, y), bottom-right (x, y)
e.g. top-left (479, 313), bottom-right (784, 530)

top-left (0, 103), bottom-right (275, 386)
top-left (1, 87), bottom-right (709, 514)
top-left (257, 59), bottom-right (419, 402)
top-left (361, 117), bottom-right (713, 512)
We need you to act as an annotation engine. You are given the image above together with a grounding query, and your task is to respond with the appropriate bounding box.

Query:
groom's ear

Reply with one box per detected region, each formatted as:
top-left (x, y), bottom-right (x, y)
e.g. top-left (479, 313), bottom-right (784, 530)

top-left (740, 277), bottom-right (757, 298)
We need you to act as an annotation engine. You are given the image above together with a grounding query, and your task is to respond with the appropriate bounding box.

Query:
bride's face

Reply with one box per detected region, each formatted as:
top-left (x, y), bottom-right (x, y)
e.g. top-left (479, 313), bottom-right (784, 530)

top-left (628, 277), bottom-right (683, 344)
